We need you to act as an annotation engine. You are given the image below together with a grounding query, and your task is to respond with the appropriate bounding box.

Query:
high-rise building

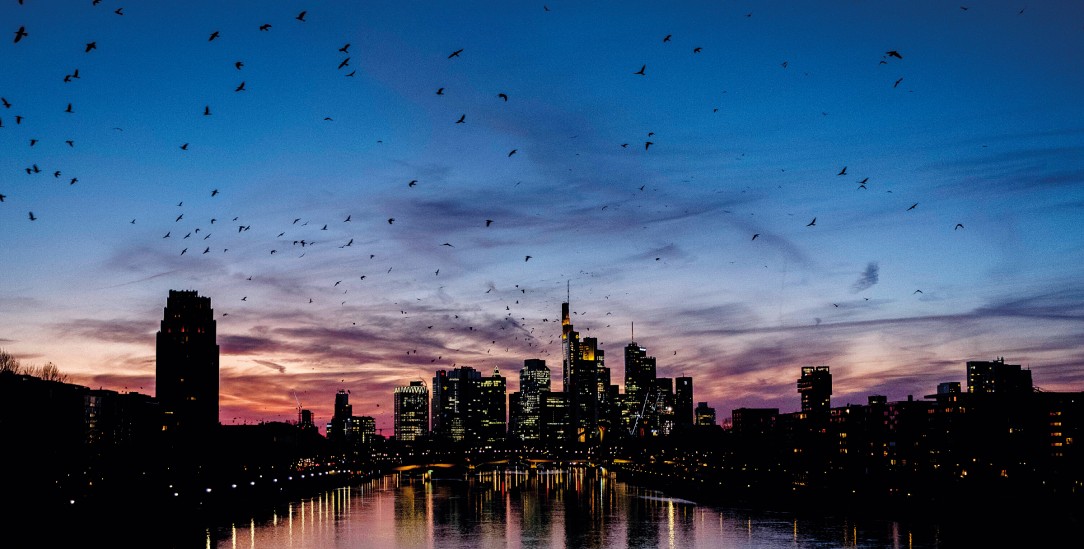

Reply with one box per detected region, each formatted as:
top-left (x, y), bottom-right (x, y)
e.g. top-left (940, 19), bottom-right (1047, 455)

top-left (694, 401), bottom-right (716, 426)
top-left (624, 338), bottom-right (656, 409)
top-left (155, 289), bottom-right (219, 436)
top-left (675, 376), bottom-right (694, 427)
top-left (510, 359), bottom-right (550, 442)
top-left (967, 357), bottom-right (1033, 396)
top-left (476, 367), bottom-right (507, 445)
top-left (393, 381), bottom-right (430, 442)
top-left (432, 366), bottom-right (481, 442)
top-left (560, 297), bottom-right (606, 444)
top-left (797, 366), bottom-right (832, 427)
top-left (327, 389), bottom-right (353, 444)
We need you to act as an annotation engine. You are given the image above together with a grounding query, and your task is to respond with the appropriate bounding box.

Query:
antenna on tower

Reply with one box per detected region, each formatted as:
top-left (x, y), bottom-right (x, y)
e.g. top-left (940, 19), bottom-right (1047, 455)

top-left (566, 279), bottom-right (570, 303)
top-left (631, 321), bottom-right (634, 343)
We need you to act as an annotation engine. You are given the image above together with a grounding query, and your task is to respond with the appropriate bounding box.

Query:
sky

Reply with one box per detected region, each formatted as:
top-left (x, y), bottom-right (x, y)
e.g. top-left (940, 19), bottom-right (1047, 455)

top-left (2, 1), bottom-right (1082, 435)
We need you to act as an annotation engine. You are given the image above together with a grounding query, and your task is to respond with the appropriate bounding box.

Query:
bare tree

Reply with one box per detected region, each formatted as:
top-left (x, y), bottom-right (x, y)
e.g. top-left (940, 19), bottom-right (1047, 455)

top-left (0, 348), bottom-right (21, 374)
top-left (36, 362), bottom-right (69, 383)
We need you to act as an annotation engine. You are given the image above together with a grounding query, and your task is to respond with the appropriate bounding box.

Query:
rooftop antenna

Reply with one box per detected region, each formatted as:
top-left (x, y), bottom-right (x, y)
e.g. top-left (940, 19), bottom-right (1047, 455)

top-left (631, 321), bottom-right (635, 343)
top-left (566, 279), bottom-right (570, 303)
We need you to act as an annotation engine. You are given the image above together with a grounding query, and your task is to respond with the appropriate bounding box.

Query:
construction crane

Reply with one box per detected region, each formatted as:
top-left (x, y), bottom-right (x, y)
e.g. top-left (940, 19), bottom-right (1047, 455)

top-left (292, 391), bottom-right (303, 425)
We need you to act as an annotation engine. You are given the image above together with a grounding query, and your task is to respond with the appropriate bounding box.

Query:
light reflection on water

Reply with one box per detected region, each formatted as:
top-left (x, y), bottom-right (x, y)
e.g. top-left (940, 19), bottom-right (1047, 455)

top-left (207, 468), bottom-right (943, 549)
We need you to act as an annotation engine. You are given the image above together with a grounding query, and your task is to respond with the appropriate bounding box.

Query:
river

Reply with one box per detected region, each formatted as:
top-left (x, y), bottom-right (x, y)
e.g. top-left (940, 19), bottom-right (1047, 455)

top-left (193, 467), bottom-right (979, 548)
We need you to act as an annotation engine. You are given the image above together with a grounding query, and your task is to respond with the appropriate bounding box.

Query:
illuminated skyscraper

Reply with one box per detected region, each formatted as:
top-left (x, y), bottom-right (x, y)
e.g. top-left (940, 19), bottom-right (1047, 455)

top-left (561, 297), bottom-right (605, 444)
top-left (393, 381), bottom-right (429, 442)
top-left (155, 289), bottom-right (219, 436)
top-left (510, 359), bottom-right (550, 442)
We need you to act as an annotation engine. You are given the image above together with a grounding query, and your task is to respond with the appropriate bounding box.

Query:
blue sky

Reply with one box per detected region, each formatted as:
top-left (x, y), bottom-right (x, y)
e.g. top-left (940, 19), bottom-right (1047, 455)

top-left (2, 1), bottom-right (1082, 433)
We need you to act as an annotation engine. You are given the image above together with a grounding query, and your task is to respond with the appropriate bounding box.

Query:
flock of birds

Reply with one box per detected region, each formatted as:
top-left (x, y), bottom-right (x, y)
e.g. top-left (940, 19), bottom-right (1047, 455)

top-left (3, 2), bottom-right (1028, 421)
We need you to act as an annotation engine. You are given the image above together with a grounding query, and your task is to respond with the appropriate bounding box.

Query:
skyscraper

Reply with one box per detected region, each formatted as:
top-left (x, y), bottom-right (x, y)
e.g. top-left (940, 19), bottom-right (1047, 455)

top-left (967, 357), bottom-right (1033, 396)
top-left (797, 366), bottom-right (832, 428)
top-left (510, 359), bottom-right (550, 442)
top-left (155, 289), bottom-right (219, 436)
top-left (675, 376), bottom-right (693, 428)
top-left (393, 381), bottom-right (430, 442)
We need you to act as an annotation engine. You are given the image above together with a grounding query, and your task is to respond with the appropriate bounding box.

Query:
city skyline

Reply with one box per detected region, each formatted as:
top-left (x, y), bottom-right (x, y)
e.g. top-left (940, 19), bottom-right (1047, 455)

top-left (2, 2), bottom-right (1082, 435)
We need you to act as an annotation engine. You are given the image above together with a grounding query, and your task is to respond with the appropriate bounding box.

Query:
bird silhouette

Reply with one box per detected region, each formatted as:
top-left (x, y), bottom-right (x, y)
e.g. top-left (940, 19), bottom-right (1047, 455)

top-left (456, 114), bottom-right (465, 124)
top-left (28, 211), bottom-right (36, 221)
top-left (14, 26), bottom-right (28, 44)
top-left (235, 61), bottom-right (243, 70)
top-left (180, 143), bottom-right (188, 150)
top-left (436, 87), bottom-right (444, 95)
top-left (838, 166), bottom-right (847, 175)
top-left (180, 248), bottom-right (187, 255)
top-left (485, 219), bottom-right (493, 227)
top-left (338, 57), bottom-right (349, 69)
top-left (211, 189), bottom-right (219, 196)
top-left (807, 217), bottom-right (816, 226)
top-left (663, 34), bottom-right (672, 42)
top-left (208, 31), bottom-right (219, 41)
top-left (204, 105), bottom-right (211, 116)
top-left (693, 47), bottom-right (702, 53)
top-left (408, 180), bottom-right (417, 187)
top-left (448, 48), bottom-right (463, 58)
top-left (955, 223), bottom-right (964, 230)
top-left (176, 214), bottom-right (183, 222)
top-left (914, 289), bottom-right (923, 294)
top-left (442, 242), bottom-right (454, 247)
top-left (235, 81), bottom-right (245, 91)
top-left (203, 247), bottom-right (210, 254)
top-left (645, 141), bottom-right (653, 150)
top-left (498, 93), bottom-right (508, 101)
top-left (339, 43), bottom-right (350, 53)
top-left (1, 97), bottom-right (9, 108)
top-left (907, 203), bottom-right (917, 211)
top-left (752, 234), bottom-right (759, 240)
top-left (163, 232), bottom-right (170, 238)
top-left (259, 23), bottom-right (271, 31)
top-left (65, 103), bottom-right (73, 113)
top-left (508, 149), bottom-right (517, 157)
top-left (388, 218), bottom-right (395, 224)
top-left (525, 256), bottom-right (532, 261)
top-left (634, 64), bottom-right (646, 75)
top-left (344, 215), bottom-right (351, 222)
top-left (345, 70), bottom-right (356, 77)
top-left (894, 77), bottom-right (903, 88)
top-left (886, 50), bottom-right (903, 59)
top-left (296, 11), bottom-right (307, 22)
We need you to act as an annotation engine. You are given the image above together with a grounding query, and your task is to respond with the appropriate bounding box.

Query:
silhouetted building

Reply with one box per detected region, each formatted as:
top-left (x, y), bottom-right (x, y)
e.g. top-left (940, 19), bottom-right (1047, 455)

top-left (326, 389), bottom-right (353, 445)
top-left (731, 407), bottom-right (779, 436)
top-left (967, 357), bottom-right (1033, 395)
top-left (561, 299), bottom-right (606, 444)
top-left (476, 367), bottom-right (507, 445)
top-left (432, 366), bottom-right (483, 443)
top-left (155, 289), bottom-right (220, 437)
top-left (797, 366), bottom-right (832, 429)
top-left (509, 359), bottom-right (550, 443)
top-left (675, 376), bottom-right (693, 427)
top-left (694, 401), bottom-right (716, 426)
top-left (540, 391), bottom-right (571, 446)
top-left (393, 381), bottom-right (429, 442)
top-left (623, 338), bottom-right (657, 437)
top-left (346, 415), bottom-right (376, 445)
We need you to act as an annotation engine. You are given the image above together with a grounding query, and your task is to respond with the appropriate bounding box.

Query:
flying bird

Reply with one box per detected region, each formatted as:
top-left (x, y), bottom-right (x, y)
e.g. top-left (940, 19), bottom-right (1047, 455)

top-left (525, 256), bottom-right (532, 261)
top-left (907, 203), bottom-right (917, 211)
top-left (1, 97), bottom-right (9, 108)
top-left (235, 61), bottom-right (243, 70)
top-left (235, 81), bottom-right (245, 91)
top-left (436, 87), bottom-right (444, 95)
top-left (339, 43), bottom-right (350, 53)
top-left (448, 48), bottom-right (463, 58)
top-left (634, 64), bottom-right (646, 75)
top-left (752, 233), bottom-right (759, 240)
top-left (114, 7), bottom-right (123, 15)
top-left (259, 23), bottom-right (271, 31)
top-left (663, 34), bottom-right (672, 42)
top-left (693, 47), bottom-right (702, 53)
top-left (508, 149), bottom-right (517, 157)
top-left (65, 103), bottom-right (73, 113)
top-left (408, 180), bottom-right (417, 187)
top-left (14, 26), bottom-right (28, 44)
top-left (208, 31), bottom-right (219, 41)
top-left (442, 242), bottom-right (454, 247)
top-left (296, 11), bottom-right (307, 22)
top-left (807, 217), bottom-right (816, 227)
top-left (338, 57), bottom-right (349, 69)
top-left (211, 189), bottom-right (219, 196)
top-left (886, 50), bottom-right (903, 59)
top-left (955, 223), bottom-right (964, 230)
top-left (485, 219), bottom-right (493, 227)
top-left (456, 114), bottom-right (465, 124)
top-left (914, 289), bottom-right (923, 294)
top-left (894, 77), bottom-right (903, 88)
top-left (498, 93), bottom-right (508, 101)
top-left (644, 141), bottom-right (653, 150)
top-left (388, 218), bottom-right (395, 224)
top-left (204, 105), bottom-right (211, 116)
top-left (838, 166), bottom-right (847, 175)
top-left (28, 211), bottom-right (36, 221)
